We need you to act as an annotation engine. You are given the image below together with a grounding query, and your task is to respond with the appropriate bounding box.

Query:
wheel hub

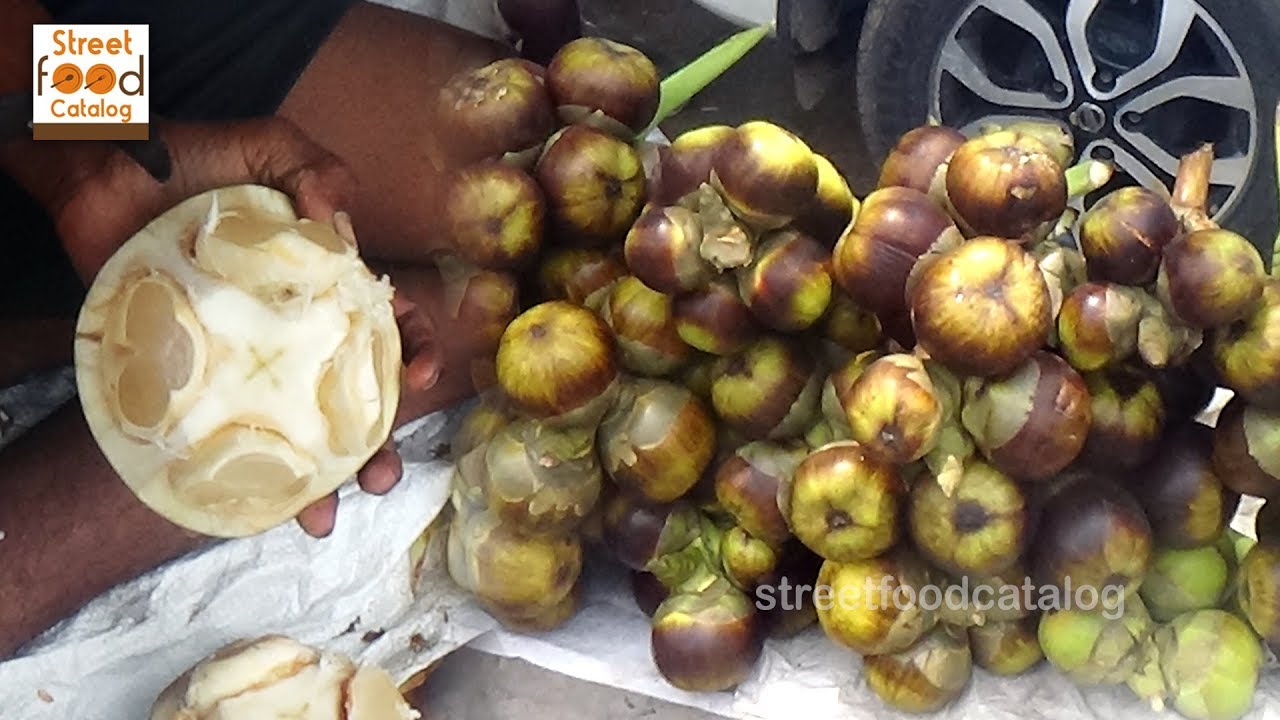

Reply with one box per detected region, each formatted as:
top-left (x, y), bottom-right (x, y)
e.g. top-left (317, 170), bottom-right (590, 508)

top-left (928, 0), bottom-right (1258, 220)
top-left (1070, 102), bottom-right (1107, 135)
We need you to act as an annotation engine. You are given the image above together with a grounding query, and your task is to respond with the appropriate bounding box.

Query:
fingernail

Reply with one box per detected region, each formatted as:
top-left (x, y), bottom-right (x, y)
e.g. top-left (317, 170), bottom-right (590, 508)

top-left (411, 359), bottom-right (442, 392)
top-left (333, 211), bottom-right (358, 249)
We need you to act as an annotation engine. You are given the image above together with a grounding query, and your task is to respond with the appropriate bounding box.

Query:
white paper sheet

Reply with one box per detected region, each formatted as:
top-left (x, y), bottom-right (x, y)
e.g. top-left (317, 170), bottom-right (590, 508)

top-left (0, 395), bottom-right (497, 720)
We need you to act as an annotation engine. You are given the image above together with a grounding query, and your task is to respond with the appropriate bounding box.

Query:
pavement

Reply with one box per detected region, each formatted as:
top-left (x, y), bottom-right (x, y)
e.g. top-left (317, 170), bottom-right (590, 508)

top-left (413, 647), bottom-right (726, 720)
top-left (581, 0), bottom-right (877, 192)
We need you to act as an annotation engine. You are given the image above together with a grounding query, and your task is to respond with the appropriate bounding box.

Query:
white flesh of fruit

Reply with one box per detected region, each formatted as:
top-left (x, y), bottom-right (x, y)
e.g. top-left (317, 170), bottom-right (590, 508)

top-left (74, 185), bottom-right (402, 537)
top-left (149, 635), bottom-right (420, 720)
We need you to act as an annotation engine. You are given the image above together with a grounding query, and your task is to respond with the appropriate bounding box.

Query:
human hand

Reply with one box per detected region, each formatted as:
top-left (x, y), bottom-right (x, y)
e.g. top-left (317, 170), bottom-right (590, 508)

top-left (30, 117), bottom-right (443, 537)
top-left (47, 117), bottom-right (354, 284)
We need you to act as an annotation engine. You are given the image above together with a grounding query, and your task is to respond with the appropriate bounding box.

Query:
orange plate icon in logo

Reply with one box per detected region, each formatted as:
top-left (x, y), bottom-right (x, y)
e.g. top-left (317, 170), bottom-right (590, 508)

top-left (51, 62), bottom-right (82, 93)
top-left (85, 63), bottom-right (116, 95)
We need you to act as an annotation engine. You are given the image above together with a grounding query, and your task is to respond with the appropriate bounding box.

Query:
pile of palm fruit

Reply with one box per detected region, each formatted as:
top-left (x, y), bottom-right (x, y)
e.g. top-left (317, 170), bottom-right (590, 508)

top-left (429, 26), bottom-right (1280, 720)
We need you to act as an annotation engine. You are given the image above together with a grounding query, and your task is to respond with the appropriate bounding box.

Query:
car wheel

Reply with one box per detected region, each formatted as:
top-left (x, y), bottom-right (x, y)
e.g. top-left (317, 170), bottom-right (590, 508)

top-left (855, 0), bottom-right (1280, 254)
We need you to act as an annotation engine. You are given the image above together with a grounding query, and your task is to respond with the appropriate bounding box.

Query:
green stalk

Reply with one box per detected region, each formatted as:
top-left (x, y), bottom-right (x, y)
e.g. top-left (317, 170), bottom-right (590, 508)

top-left (645, 22), bottom-right (773, 134)
top-left (1066, 159), bottom-right (1114, 199)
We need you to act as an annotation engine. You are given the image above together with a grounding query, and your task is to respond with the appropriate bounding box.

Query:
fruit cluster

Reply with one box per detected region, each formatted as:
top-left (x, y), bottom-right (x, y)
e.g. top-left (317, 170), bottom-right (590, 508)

top-left (431, 33), bottom-right (1280, 720)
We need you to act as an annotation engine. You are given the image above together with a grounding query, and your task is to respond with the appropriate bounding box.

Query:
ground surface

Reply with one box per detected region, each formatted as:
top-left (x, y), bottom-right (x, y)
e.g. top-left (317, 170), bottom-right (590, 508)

top-left (416, 2), bottom-right (870, 718)
top-left (417, 647), bottom-right (725, 719)
top-left (582, 0), bottom-right (876, 192)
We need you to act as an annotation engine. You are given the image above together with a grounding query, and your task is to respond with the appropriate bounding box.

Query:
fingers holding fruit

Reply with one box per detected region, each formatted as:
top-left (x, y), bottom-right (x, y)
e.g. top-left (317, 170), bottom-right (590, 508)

top-left (75, 185), bottom-right (403, 539)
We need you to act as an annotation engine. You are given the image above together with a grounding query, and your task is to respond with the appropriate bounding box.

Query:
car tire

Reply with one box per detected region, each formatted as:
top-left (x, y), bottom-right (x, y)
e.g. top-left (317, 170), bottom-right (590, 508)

top-left (854, 0), bottom-right (1280, 257)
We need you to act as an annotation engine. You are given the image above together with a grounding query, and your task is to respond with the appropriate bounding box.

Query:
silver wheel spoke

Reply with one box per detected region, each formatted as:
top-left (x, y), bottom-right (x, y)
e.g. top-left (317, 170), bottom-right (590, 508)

top-left (938, 39), bottom-right (1058, 110)
top-left (1072, 0), bottom-right (1197, 100)
top-left (1117, 129), bottom-right (1251, 186)
top-left (933, 0), bottom-right (1257, 222)
top-left (1119, 75), bottom-right (1255, 115)
top-left (1064, 0), bottom-right (1102, 97)
top-left (1109, 1), bottom-right (1197, 99)
top-left (1116, 74), bottom-right (1256, 189)
top-left (939, 0), bottom-right (1074, 110)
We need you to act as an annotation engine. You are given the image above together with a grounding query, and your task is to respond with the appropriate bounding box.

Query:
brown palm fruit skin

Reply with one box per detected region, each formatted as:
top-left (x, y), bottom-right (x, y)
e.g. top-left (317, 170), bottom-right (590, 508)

top-left (1056, 282), bottom-right (1143, 372)
top-left (1030, 476), bottom-right (1153, 598)
top-left (535, 125), bottom-right (647, 246)
top-left (713, 440), bottom-right (808, 548)
top-left (650, 578), bottom-right (765, 693)
top-left (597, 378), bottom-right (717, 503)
top-left (736, 229), bottom-right (833, 333)
top-left (494, 300), bottom-right (620, 428)
top-left (1156, 227), bottom-right (1265, 329)
top-left (864, 625), bottom-right (973, 714)
top-left (960, 350), bottom-right (1092, 481)
top-left (793, 153), bottom-right (858, 248)
top-left (786, 440), bottom-right (906, 562)
top-left (632, 570), bottom-right (669, 617)
top-left (944, 129), bottom-right (1067, 242)
top-left (1213, 279), bottom-right (1280, 411)
top-left (819, 291), bottom-right (882, 355)
top-left (909, 237), bottom-right (1052, 378)
top-left (546, 37), bottom-right (660, 136)
top-left (1238, 540), bottom-right (1280, 651)
top-left (600, 493), bottom-right (701, 574)
top-left (721, 525), bottom-right (779, 590)
top-left (1129, 422), bottom-right (1230, 549)
top-left (831, 186), bottom-right (960, 326)
top-left (623, 204), bottom-right (715, 296)
top-left (436, 58), bottom-right (556, 161)
top-left (908, 459), bottom-right (1028, 577)
top-left (815, 548), bottom-right (937, 656)
top-left (598, 276), bottom-right (690, 377)
top-left (709, 336), bottom-right (823, 442)
top-left (1211, 396), bottom-right (1280, 501)
top-left (877, 125), bottom-right (965, 193)
top-left (444, 161), bottom-right (546, 271)
top-left (1078, 186), bottom-right (1179, 286)
top-left (672, 278), bottom-right (760, 356)
top-left (710, 121), bottom-right (819, 231)
top-left (969, 616), bottom-right (1043, 676)
top-left (537, 247), bottom-right (626, 306)
top-left (648, 125), bottom-right (737, 205)
top-left (1078, 364), bottom-right (1166, 471)
top-left (843, 353), bottom-right (942, 466)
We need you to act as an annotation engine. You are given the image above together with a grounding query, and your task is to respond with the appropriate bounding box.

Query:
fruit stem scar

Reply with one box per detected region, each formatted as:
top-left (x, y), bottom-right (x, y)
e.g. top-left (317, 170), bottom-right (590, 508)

top-left (826, 508), bottom-right (852, 530)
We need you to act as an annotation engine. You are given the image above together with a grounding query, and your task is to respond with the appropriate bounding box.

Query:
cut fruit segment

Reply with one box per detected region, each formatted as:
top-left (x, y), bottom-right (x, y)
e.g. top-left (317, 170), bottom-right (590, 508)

top-left (99, 271), bottom-right (207, 441)
top-left (193, 191), bottom-right (359, 306)
top-left (319, 316), bottom-right (398, 457)
top-left (149, 635), bottom-right (420, 720)
top-left (347, 663), bottom-right (420, 720)
top-left (167, 425), bottom-right (316, 528)
top-left (75, 185), bottom-right (401, 538)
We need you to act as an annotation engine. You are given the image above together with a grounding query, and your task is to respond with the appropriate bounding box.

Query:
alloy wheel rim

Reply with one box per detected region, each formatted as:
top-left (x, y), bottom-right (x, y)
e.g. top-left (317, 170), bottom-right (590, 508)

top-left (928, 0), bottom-right (1258, 219)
